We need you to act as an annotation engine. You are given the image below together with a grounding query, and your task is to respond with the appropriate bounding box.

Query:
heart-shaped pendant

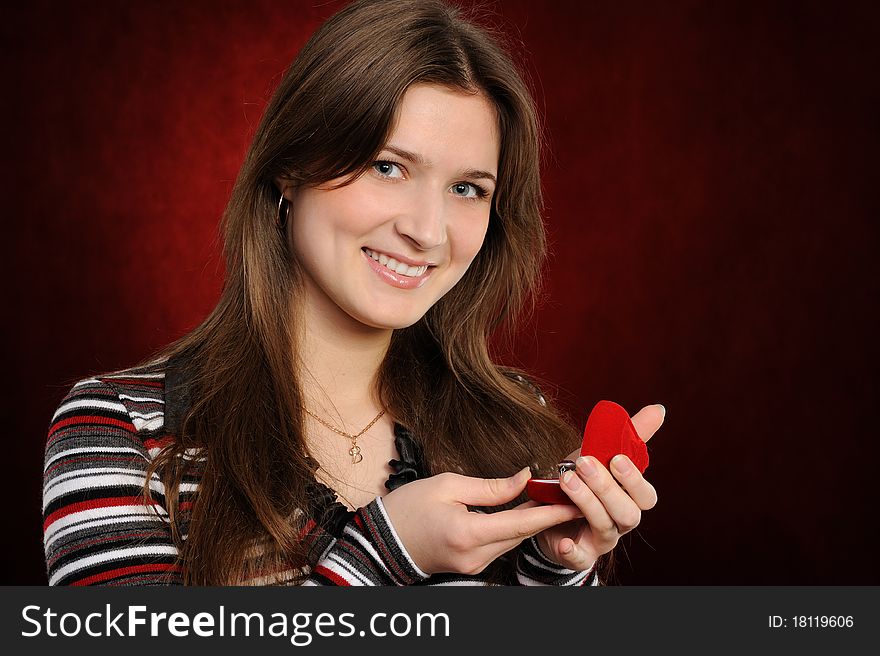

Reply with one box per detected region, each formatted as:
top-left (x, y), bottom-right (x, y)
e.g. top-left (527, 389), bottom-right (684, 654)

top-left (349, 445), bottom-right (363, 464)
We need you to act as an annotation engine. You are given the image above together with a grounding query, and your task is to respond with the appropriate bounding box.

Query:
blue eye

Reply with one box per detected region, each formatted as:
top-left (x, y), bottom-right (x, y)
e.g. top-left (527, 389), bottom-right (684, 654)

top-left (451, 182), bottom-right (488, 200)
top-left (373, 161), bottom-right (403, 178)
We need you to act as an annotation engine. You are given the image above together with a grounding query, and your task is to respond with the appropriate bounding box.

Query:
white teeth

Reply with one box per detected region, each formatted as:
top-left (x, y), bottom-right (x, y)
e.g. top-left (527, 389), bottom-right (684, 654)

top-left (364, 249), bottom-right (428, 277)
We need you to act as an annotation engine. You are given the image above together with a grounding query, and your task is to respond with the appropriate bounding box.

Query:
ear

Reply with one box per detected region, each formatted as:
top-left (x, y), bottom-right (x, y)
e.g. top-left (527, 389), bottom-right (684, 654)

top-left (274, 176), bottom-right (294, 201)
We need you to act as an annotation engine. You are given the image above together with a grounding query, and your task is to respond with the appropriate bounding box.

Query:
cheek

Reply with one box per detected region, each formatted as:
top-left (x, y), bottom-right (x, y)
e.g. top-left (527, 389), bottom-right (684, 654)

top-left (454, 214), bottom-right (491, 266)
top-left (291, 184), bottom-right (380, 244)
top-left (323, 186), bottom-right (383, 233)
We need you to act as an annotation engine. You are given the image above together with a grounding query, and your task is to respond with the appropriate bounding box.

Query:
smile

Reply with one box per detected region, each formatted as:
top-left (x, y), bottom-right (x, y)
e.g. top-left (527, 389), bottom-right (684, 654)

top-left (363, 248), bottom-right (429, 277)
top-left (362, 248), bottom-right (434, 289)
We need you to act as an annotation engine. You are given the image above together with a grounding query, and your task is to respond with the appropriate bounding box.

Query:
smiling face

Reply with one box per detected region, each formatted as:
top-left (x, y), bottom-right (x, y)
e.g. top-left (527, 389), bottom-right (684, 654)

top-left (284, 83), bottom-right (500, 332)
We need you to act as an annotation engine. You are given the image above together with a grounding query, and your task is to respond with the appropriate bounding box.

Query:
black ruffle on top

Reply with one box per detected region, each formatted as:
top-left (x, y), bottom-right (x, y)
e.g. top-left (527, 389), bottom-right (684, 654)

top-left (386, 423), bottom-right (424, 491)
top-left (306, 422), bottom-right (425, 538)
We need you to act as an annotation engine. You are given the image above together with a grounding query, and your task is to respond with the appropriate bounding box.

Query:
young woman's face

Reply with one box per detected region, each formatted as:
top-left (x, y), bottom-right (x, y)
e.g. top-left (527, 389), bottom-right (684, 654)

top-left (286, 83), bottom-right (499, 331)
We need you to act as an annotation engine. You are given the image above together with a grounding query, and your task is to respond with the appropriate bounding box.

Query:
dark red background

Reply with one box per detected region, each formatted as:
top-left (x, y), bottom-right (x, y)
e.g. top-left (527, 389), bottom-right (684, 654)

top-left (4, 0), bottom-right (877, 584)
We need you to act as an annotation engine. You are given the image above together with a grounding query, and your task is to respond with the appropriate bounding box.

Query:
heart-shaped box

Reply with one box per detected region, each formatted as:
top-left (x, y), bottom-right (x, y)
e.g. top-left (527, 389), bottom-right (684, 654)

top-left (526, 400), bottom-right (649, 505)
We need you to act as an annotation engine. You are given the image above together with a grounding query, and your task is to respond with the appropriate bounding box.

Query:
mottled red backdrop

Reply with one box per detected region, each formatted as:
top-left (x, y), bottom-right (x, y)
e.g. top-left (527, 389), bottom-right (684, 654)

top-left (3, 0), bottom-right (877, 584)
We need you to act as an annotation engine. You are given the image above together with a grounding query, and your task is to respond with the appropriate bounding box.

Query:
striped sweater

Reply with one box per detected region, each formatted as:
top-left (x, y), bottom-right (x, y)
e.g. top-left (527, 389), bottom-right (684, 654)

top-left (43, 360), bottom-right (597, 586)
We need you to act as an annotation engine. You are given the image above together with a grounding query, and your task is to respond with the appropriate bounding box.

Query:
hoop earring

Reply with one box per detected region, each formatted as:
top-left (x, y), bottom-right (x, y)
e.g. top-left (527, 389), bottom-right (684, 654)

top-left (277, 193), bottom-right (290, 229)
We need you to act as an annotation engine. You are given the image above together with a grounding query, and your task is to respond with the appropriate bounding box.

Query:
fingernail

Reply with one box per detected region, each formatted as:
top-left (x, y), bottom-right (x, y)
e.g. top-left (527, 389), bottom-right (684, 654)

top-left (611, 454), bottom-right (632, 474)
top-left (576, 456), bottom-right (597, 477)
top-left (655, 403), bottom-right (666, 418)
top-left (561, 470), bottom-right (578, 490)
top-left (560, 541), bottom-right (573, 555)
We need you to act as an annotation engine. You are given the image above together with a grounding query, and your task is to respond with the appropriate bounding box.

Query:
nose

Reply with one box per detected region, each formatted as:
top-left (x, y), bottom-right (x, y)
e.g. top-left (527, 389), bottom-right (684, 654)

top-left (394, 189), bottom-right (447, 252)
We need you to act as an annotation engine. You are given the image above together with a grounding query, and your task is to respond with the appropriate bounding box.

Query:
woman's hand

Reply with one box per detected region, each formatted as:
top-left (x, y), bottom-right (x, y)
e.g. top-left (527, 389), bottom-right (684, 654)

top-left (380, 468), bottom-right (584, 575)
top-left (534, 404), bottom-right (665, 571)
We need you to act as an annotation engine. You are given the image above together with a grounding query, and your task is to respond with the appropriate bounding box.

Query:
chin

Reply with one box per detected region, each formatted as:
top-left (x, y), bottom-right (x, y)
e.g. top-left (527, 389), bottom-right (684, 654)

top-left (362, 315), bottom-right (424, 331)
top-left (355, 288), bottom-right (443, 328)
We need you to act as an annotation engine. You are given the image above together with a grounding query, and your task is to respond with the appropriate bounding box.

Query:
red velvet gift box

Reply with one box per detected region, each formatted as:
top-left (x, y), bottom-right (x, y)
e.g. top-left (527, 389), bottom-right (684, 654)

top-left (526, 400), bottom-right (649, 505)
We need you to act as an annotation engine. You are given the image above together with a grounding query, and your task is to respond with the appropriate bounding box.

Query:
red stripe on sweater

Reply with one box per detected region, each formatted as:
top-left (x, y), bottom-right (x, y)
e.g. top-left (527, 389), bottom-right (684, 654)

top-left (48, 415), bottom-right (137, 441)
top-left (143, 436), bottom-right (175, 451)
top-left (106, 573), bottom-right (182, 586)
top-left (299, 519), bottom-right (317, 541)
top-left (98, 378), bottom-right (164, 388)
top-left (72, 563), bottom-right (183, 586)
top-left (331, 534), bottom-right (383, 574)
top-left (360, 509), bottom-right (407, 583)
top-left (313, 565), bottom-right (352, 586)
top-left (44, 496), bottom-right (158, 532)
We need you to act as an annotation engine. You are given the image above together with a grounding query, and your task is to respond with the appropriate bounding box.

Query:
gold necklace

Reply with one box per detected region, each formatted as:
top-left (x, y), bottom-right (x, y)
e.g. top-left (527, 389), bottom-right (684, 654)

top-left (304, 407), bottom-right (385, 464)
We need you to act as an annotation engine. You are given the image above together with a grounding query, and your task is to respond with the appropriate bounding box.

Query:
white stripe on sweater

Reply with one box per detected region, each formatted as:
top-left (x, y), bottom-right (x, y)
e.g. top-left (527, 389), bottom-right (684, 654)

top-left (315, 557), bottom-right (371, 586)
top-left (52, 398), bottom-right (128, 422)
top-left (45, 466), bottom-right (161, 495)
top-left (414, 579), bottom-right (486, 586)
top-left (515, 569), bottom-right (589, 586)
top-left (43, 472), bottom-right (175, 509)
top-left (521, 550), bottom-right (578, 575)
top-left (48, 545), bottom-right (179, 585)
top-left (119, 394), bottom-right (165, 403)
top-left (44, 468), bottom-right (198, 507)
top-left (325, 552), bottom-right (376, 586)
top-left (44, 504), bottom-right (169, 543)
top-left (516, 571), bottom-right (549, 586)
top-left (44, 511), bottom-right (174, 549)
top-left (132, 416), bottom-right (164, 432)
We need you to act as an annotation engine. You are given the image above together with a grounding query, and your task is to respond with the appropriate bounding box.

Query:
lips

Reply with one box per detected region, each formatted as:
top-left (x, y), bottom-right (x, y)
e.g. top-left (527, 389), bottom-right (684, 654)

top-left (362, 248), bottom-right (434, 290)
top-left (362, 247), bottom-right (429, 277)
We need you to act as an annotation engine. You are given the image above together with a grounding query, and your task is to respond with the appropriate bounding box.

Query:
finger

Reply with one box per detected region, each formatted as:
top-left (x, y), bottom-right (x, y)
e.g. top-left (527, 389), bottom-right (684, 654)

top-left (610, 455), bottom-right (658, 510)
top-left (630, 404), bottom-right (666, 443)
top-left (482, 529), bottom-right (594, 572)
top-left (454, 467), bottom-right (532, 506)
top-left (476, 502), bottom-right (584, 545)
top-left (560, 468), bottom-right (620, 541)
top-left (553, 537), bottom-right (598, 572)
top-left (572, 457), bottom-right (642, 535)
top-left (533, 521), bottom-right (583, 562)
top-left (512, 499), bottom-right (542, 511)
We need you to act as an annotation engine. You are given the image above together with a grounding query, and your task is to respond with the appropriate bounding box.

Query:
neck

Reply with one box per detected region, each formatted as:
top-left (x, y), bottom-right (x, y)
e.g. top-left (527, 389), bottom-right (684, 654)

top-left (293, 289), bottom-right (392, 427)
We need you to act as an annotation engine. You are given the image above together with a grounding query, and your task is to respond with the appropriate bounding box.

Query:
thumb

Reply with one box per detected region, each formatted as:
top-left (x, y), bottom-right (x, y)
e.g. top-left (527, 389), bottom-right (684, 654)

top-left (631, 403), bottom-right (666, 443)
top-left (457, 467), bottom-right (531, 506)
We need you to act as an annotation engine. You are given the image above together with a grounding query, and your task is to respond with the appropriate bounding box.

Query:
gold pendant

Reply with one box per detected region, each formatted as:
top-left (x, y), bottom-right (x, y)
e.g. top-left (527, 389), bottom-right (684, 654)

top-left (349, 445), bottom-right (363, 464)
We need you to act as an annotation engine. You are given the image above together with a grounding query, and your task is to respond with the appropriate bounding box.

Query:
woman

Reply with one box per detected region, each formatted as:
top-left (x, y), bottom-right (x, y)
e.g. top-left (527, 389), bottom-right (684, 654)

top-left (43, 0), bottom-right (663, 586)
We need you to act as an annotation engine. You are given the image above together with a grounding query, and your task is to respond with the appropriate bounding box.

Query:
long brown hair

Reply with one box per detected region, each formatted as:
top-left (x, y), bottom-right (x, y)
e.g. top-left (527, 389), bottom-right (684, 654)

top-left (142, 0), bottom-right (609, 585)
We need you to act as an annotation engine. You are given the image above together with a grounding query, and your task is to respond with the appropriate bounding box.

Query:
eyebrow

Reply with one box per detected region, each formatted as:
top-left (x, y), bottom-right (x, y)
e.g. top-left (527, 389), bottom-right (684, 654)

top-left (383, 144), bottom-right (497, 185)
